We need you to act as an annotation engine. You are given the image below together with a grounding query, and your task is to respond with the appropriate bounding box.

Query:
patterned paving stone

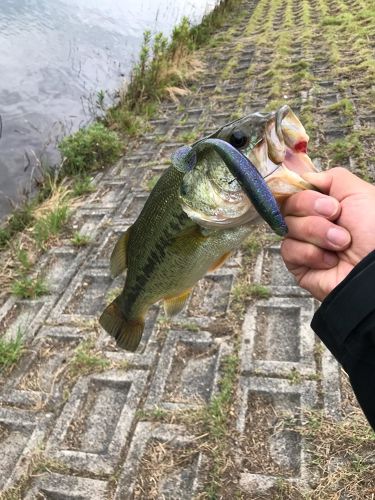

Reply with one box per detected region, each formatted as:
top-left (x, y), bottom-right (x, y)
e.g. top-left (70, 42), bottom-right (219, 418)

top-left (144, 330), bottom-right (227, 410)
top-left (114, 423), bottom-right (203, 499)
top-left (237, 376), bottom-right (318, 491)
top-left (1, 0), bottom-right (374, 496)
top-left (0, 408), bottom-right (50, 492)
top-left (45, 369), bottom-right (146, 475)
top-left (25, 473), bottom-right (109, 500)
top-left (240, 296), bottom-right (316, 378)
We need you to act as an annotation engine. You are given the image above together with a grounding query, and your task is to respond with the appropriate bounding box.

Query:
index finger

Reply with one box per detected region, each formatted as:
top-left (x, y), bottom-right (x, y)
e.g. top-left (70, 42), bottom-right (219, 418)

top-left (282, 190), bottom-right (341, 221)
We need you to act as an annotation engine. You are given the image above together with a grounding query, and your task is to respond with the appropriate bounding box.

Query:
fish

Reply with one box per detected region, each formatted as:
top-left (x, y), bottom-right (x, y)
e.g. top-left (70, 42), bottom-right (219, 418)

top-left (99, 105), bottom-right (317, 351)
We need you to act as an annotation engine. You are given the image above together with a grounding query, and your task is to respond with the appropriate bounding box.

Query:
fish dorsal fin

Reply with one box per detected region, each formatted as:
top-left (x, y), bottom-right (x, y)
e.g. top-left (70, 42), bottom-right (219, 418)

top-left (110, 228), bottom-right (131, 278)
top-left (164, 288), bottom-right (192, 317)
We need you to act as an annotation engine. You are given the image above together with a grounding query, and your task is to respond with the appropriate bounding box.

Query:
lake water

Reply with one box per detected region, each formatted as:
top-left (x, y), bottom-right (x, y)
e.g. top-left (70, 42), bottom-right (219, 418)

top-left (0, 0), bottom-right (216, 219)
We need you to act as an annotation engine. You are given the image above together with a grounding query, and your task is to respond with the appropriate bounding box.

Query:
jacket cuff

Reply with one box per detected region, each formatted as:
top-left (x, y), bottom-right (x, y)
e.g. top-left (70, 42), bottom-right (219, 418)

top-left (311, 250), bottom-right (375, 361)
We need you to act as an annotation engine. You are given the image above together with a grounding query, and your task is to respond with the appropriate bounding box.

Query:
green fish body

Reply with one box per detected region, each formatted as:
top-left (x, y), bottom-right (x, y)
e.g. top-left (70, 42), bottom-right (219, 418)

top-left (100, 166), bottom-right (253, 351)
top-left (100, 106), bottom-right (317, 351)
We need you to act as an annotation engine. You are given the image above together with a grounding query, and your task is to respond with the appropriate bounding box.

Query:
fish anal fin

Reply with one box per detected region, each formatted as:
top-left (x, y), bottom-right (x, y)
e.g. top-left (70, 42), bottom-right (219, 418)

top-left (164, 288), bottom-right (192, 317)
top-left (208, 251), bottom-right (231, 272)
top-left (99, 297), bottom-right (144, 352)
top-left (110, 228), bottom-right (131, 278)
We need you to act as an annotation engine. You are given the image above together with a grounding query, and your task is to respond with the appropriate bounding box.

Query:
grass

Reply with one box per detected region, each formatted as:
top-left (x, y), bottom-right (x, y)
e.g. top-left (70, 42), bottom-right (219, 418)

top-left (201, 353), bottom-right (239, 496)
top-left (284, 409), bottom-right (375, 498)
top-left (247, 283), bottom-right (271, 299)
top-left (0, 203), bottom-right (36, 249)
top-left (33, 204), bottom-right (70, 248)
top-left (68, 339), bottom-right (110, 378)
top-left (16, 248), bottom-right (32, 272)
top-left (326, 133), bottom-right (363, 164)
top-left (58, 122), bottom-right (122, 176)
top-left (70, 232), bottom-right (91, 247)
top-left (136, 407), bottom-right (168, 420)
top-left (232, 282), bottom-right (271, 302)
top-left (11, 276), bottom-right (48, 299)
top-left (71, 175), bottom-right (96, 196)
top-left (0, 328), bottom-right (24, 372)
top-left (107, 0), bottom-right (242, 134)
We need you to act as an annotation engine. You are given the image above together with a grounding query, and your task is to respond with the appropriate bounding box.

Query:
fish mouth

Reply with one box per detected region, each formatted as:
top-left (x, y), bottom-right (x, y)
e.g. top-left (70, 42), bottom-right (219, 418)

top-left (247, 106), bottom-right (317, 203)
top-left (175, 106), bottom-right (317, 235)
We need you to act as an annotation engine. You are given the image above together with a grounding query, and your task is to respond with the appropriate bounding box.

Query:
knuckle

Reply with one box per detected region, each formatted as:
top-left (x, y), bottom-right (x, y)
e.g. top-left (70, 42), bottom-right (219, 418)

top-left (304, 219), bottom-right (317, 239)
top-left (332, 166), bottom-right (348, 178)
top-left (305, 244), bottom-right (319, 263)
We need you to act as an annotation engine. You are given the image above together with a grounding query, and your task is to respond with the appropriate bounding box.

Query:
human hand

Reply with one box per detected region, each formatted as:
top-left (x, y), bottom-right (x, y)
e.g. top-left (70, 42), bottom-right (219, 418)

top-left (280, 167), bottom-right (375, 301)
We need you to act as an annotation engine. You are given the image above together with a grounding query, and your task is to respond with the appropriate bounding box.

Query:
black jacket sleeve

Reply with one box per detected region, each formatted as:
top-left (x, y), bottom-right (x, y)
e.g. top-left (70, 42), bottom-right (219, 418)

top-left (311, 249), bottom-right (375, 431)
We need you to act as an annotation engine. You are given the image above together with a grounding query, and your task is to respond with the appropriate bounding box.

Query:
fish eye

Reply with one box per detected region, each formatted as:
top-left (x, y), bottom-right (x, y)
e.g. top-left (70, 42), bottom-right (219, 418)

top-left (229, 130), bottom-right (249, 149)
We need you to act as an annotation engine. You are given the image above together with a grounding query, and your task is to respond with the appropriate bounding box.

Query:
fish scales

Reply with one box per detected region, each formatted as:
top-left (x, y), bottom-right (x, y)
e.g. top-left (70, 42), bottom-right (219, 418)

top-left (100, 105), bottom-right (318, 351)
top-left (122, 166), bottom-right (252, 318)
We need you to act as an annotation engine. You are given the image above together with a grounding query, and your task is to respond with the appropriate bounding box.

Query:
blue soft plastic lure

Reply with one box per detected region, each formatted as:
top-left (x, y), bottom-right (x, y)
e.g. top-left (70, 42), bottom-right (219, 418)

top-left (171, 138), bottom-right (288, 236)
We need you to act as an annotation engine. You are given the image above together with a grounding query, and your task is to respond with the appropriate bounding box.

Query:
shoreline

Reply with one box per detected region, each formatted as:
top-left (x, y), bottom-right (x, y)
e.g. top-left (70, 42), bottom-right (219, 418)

top-left (0, 0), bottom-right (237, 245)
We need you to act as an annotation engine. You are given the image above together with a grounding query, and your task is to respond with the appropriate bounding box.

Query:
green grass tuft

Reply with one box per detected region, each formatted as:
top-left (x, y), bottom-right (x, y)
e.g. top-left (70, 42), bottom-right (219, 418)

top-left (33, 205), bottom-right (70, 248)
top-left (59, 123), bottom-right (122, 176)
top-left (0, 329), bottom-right (24, 371)
top-left (70, 232), bottom-right (91, 247)
top-left (11, 276), bottom-right (48, 299)
top-left (0, 204), bottom-right (35, 249)
top-left (68, 339), bottom-right (110, 378)
top-left (72, 175), bottom-right (96, 196)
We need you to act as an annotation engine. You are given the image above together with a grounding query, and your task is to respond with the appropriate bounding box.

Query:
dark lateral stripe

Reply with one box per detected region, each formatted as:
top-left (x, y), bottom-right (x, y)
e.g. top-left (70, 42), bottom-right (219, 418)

top-left (125, 215), bottom-right (186, 307)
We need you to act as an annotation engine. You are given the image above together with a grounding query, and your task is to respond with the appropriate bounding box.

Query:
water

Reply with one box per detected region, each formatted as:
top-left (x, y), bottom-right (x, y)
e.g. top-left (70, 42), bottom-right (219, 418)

top-left (0, 0), bottom-right (216, 219)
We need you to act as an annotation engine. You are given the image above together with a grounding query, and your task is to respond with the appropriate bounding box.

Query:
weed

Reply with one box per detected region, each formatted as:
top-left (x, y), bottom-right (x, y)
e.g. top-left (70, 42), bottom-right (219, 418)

top-left (16, 248), bottom-right (32, 272)
top-left (176, 130), bottom-right (198, 143)
top-left (106, 106), bottom-right (144, 135)
top-left (248, 283), bottom-right (271, 299)
top-left (71, 232), bottom-right (91, 247)
top-left (0, 328), bottom-right (24, 371)
top-left (287, 368), bottom-right (302, 385)
top-left (327, 133), bottom-right (363, 163)
top-left (202, 353), bottom-right (239, 496)
top-left (136, 407), bottom-right (168, 421)
top-left (328, 98), bottom-right (355, 117)
top-left (285, 409), bottom-right (375, 497)
top-left (178, 321), bottom-right (200, 332)
top-left (72, 175), bottom-right (96, 196)
top-left (242, 234), bottom-right (261, 258)
top-left (11, 276), bottom-right (48, 299)
top-left (68, 339), bottom-right (110, 377)
top-left (232, 282), bottom-right (271, 301)
top-left (33, 205), bottom-right (70, 248)
top-left (59, 122), bottom-right (122, 176)
top-left (0, 204), bottom-right (35, 249)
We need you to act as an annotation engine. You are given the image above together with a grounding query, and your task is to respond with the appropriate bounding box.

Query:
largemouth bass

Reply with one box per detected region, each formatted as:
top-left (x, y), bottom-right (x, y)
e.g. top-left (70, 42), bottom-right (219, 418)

top-left (100, 105), bottom-right (316, 351)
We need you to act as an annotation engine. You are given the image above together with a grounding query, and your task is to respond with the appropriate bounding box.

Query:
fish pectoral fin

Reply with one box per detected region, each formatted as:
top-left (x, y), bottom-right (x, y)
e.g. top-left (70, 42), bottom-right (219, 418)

top-left (110, 228), bottom-right (131, 278)
top-left (208, 251), bottom-right (231, 272)
top-left (99, 298), bottom-right (144, 352)
top-left (164, 288), bottom-right (192, 317)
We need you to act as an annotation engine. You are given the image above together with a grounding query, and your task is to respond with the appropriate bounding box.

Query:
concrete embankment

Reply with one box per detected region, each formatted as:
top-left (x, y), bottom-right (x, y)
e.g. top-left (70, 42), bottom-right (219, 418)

top-left (0, 0), bottom-right (374, 497)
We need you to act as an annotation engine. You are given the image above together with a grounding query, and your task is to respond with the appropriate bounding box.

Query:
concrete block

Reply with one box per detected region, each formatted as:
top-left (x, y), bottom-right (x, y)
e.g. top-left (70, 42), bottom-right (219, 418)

top-left (46, 369), bottom-right (146, 474)
top-left (114, 423), bottom-right (203, 499)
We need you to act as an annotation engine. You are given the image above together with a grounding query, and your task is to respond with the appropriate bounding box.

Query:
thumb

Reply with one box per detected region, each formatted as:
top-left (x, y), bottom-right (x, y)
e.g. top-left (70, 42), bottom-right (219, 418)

top-left (302, 167), bottom-right (370, 201)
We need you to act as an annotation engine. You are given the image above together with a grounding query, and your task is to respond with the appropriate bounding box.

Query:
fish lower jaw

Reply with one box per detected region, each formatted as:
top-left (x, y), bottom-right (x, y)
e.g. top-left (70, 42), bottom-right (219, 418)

top-left (266, 166), bottom-right (315, 203)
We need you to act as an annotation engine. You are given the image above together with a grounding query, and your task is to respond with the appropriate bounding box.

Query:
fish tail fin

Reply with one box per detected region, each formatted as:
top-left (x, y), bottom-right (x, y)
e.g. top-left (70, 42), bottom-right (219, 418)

top-left (99, 298), bottom-right (144, 352)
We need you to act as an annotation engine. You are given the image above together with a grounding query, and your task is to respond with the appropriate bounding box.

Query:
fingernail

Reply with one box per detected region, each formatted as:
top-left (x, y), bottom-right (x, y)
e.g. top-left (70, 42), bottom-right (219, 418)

top-left (314, 198), bottom-right (338, 217)
top-left (327, 227), bottom-right (350, 247)
top-left (323, 252), bottom-right (338, 266)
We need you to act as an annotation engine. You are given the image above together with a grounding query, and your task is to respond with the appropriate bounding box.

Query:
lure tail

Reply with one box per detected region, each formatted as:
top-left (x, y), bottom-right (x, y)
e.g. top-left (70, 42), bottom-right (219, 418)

top-left (99, 297), bottom-right (144, 352)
